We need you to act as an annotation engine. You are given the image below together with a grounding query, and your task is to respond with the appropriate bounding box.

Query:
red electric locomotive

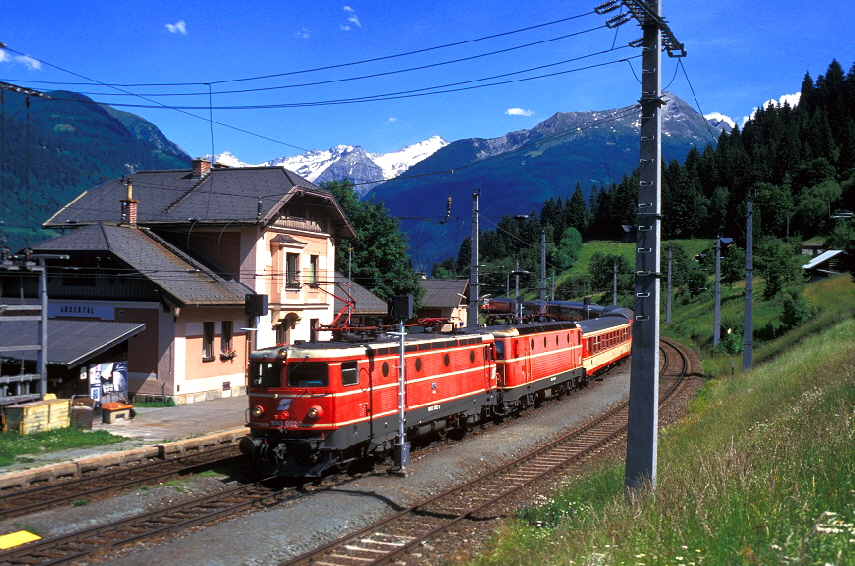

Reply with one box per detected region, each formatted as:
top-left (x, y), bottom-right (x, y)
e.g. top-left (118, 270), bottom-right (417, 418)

top-left (241, 331), bottom-right (497, 477)
top-left (240, 310), bottom-right (632, 477)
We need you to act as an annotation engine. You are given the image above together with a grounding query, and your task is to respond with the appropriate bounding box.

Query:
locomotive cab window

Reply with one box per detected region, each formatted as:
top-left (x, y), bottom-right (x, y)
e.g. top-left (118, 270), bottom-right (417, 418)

top-left (251, 361), bottom-right (283, 388)
top-left (341, 361), bottom-right (358, 387)
top-left (494, 341), bottom-right (505, 359)
top-left (286, 361), bottom-right (328, 387)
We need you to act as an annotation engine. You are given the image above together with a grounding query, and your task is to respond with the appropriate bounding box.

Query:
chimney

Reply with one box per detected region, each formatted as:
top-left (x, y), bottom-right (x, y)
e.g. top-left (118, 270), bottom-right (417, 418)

top-left (193, 158), bottom-right (212, 178)
top-left (120, 178), bottom-right (138, 227)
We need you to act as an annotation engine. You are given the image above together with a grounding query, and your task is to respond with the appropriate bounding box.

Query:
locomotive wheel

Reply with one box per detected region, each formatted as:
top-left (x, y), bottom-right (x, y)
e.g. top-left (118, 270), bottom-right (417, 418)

top-left (348, 456), bottom-right (376, 475)
top-left (448, 426), bottom-right (467, 441)
top-left (434, 427), bottom-right (448, 441)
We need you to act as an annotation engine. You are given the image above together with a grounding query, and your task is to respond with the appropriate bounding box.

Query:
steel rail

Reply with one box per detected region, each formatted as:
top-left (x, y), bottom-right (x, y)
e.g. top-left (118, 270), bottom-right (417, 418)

top-left (0, 480), bottom-right (298, 566)
top-left (0, 444), bottom-right (241, 520)
top-left (278, 339), bottom-right (692, 566)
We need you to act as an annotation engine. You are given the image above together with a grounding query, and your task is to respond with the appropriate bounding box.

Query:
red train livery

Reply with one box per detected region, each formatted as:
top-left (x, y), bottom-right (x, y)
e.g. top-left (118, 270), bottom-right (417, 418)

top-left (240, 309), bottom-right (632, 477)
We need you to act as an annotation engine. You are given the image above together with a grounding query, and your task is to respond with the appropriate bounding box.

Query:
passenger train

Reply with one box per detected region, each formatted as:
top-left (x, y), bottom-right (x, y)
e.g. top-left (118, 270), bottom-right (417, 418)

top-left (240, 306), bottom-right (633, 477)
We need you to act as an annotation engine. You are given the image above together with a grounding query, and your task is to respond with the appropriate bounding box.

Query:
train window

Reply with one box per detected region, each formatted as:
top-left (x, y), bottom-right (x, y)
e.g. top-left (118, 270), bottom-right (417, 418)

top-left (286, 361), bottom-right (328, 387)
top-left (470, 350), bottom-right (476, 363)
top-left (415, 358), bottom-right (422, 372)
top-left (443, 353), bottom-right (450, 367)
top-left (250, 361), bottom-right (283, 388)
top-left (382, 361), bottom-right (390, 377)
top-left (418, 343), bottom-right (431, 351)
top-left (495, 342), bottom-right (505, 359)
top-left (341, 361), bottom-right (358, 387)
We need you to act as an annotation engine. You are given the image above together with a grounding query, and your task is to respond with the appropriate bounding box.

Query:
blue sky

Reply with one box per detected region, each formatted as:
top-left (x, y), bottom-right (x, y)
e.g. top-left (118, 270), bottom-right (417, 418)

top-left (1, 1), bottom-right (853, 165)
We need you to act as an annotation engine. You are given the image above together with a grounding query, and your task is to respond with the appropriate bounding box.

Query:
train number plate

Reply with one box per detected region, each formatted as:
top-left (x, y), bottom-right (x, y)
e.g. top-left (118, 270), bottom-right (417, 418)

top-left (270, 420), bottom-right (299, 427)
top-left (427, 404), bottom-right (441, 412)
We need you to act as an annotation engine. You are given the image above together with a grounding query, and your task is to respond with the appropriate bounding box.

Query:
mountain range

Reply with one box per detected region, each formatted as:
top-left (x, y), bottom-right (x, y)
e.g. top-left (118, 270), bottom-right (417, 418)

top-left (206, 136), bottom-right (448, 198)
top-left (3, 88), bottom-right (726, 265)
top-left (365, 92), bottom-right (727, 268)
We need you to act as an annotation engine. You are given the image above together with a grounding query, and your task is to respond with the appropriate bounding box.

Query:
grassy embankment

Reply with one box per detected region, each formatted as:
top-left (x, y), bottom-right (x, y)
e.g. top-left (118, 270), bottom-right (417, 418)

top-left (0, 428), bottom-right (127, 467)
top-left (470, 273), bottom-right (855, 566)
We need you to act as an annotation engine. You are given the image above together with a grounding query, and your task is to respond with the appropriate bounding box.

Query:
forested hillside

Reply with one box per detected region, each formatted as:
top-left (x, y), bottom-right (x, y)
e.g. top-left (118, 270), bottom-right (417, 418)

top-left (433, 59), bottom-right (855, 293)
top-left (0, 90), bottom-right (191, 252)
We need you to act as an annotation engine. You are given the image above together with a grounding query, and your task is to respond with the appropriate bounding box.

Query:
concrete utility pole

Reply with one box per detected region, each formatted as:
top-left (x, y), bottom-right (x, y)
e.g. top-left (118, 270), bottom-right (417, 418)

top-left (713, 236), bottom-right (722, 348)
top-left (612, 261), bottom-right (618, 305)
top-left (596, 0), bottom-right (685, 494)
top-left (743, 196), bottom-right (754, 370)
top-left (540, 230), bottom-right (547, 312)
top-left (469, 189), bottom-right (480, 328)
top-left (666, 247), bottom-right (673, 325)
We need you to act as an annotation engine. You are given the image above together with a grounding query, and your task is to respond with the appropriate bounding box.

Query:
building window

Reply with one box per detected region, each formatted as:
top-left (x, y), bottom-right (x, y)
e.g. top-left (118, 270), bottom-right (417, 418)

top-left (275, 321), bottom-right (289, 345)
top-left (310, 255), bottom-right (319, 286)
top-left (220, 321), bottom-right (233, 351)
top-left (286, 253), bottom-right (300, 289)
top-left (203, 322), bottom-right (215, 362)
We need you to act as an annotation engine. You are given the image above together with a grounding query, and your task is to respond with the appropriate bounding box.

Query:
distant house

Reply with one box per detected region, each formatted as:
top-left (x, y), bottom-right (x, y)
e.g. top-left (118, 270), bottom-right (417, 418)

top-left (802, 250), bottom-right (849, 283)
top-left (2, 159), bottom-right (356, 404)
top-left (417, 279), bottom-right (469, 329)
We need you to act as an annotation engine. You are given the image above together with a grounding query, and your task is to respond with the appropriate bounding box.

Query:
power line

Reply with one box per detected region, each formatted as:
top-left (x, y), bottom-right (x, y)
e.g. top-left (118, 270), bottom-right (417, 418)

top-left (69, 25), bottom-right (608, 99)
top-left (5, 11), bottom-right (598, 89)
top-left (38, 49), bottom-right (638, 111)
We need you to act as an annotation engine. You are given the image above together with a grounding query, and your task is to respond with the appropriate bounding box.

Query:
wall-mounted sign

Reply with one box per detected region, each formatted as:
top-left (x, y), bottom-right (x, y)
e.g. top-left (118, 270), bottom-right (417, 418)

top-left (49, 303), bottom-right (114, 320)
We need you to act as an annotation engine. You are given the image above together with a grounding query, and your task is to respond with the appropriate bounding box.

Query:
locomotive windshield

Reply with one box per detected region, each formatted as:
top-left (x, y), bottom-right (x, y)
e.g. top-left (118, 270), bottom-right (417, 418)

top-left (251, 361), bottom-right (283, 388)
top-left (287, 361), bottom-right (329, 387)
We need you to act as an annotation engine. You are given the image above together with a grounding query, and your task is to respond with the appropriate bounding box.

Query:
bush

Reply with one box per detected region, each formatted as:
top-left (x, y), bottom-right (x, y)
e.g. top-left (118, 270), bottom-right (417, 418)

top-left (780, 289), bottom-right (813, 330)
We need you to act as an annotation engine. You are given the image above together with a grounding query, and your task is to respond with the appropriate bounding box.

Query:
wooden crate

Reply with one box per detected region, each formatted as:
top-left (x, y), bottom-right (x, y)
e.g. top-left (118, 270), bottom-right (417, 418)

top-left (2, 399), bottom-right (71, 434)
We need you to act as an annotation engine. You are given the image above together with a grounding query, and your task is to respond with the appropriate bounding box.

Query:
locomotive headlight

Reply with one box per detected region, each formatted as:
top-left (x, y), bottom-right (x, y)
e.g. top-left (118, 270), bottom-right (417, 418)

top-left (251, 405), bottom-right (264, 418)
top-left (306, 405), bottom-right (323, 419)
top-left (277, 347), bottom-right (288, 359)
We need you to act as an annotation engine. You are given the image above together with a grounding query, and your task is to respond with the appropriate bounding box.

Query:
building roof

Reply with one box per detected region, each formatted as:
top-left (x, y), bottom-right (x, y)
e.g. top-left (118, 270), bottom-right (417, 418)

top-left (43, 166), bottom-right (355, 239)
top-left (419, 279), bottom-right (469, 309)
top-left (802, 249), bottom-right (846, 270)
top-left (0, 319), bottom-right (146, 367)
top-left (32, 223), bottom-right (254, 306)
top-left (333, 273), bottom-right (388, 316)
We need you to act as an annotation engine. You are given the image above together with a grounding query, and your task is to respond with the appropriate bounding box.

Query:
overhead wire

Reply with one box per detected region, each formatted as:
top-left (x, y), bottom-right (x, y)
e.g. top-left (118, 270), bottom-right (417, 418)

top-left (6, 10), bottom-right (598, 89)
top-left (35, 49), bottom-right (638, 111)
top-left (66, 24), bottom-right (609, 99)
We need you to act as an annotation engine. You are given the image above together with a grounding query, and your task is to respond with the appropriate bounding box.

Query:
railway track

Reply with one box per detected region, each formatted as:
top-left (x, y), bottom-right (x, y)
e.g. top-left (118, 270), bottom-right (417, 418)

top-left (277, 338), bottom-right (693, 566)
top-left (0, 444), bottom-right (242, 521)
top-left (0, 339), bottom-right (695, 566)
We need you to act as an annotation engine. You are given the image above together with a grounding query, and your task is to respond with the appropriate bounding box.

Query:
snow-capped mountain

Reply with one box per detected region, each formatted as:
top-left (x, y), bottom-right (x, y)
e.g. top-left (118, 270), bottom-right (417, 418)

top-left (206, 136), bottom-right (447, 198)
top-left (370, 136), bottom-right (448, 182)
top-left (203, 150), bottom-right (258, 168)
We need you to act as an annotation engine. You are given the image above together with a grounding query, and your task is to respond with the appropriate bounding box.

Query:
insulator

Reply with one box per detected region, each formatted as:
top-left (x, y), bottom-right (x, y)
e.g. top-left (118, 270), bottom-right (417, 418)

top-left (439, 195), bottom-right (452, 224)
top-left (606, 13), bottom-right (631, 28)
top-left (629, 38), bottom-right (644, 48)
top-left (594, 1), bottom-right (620, 14)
